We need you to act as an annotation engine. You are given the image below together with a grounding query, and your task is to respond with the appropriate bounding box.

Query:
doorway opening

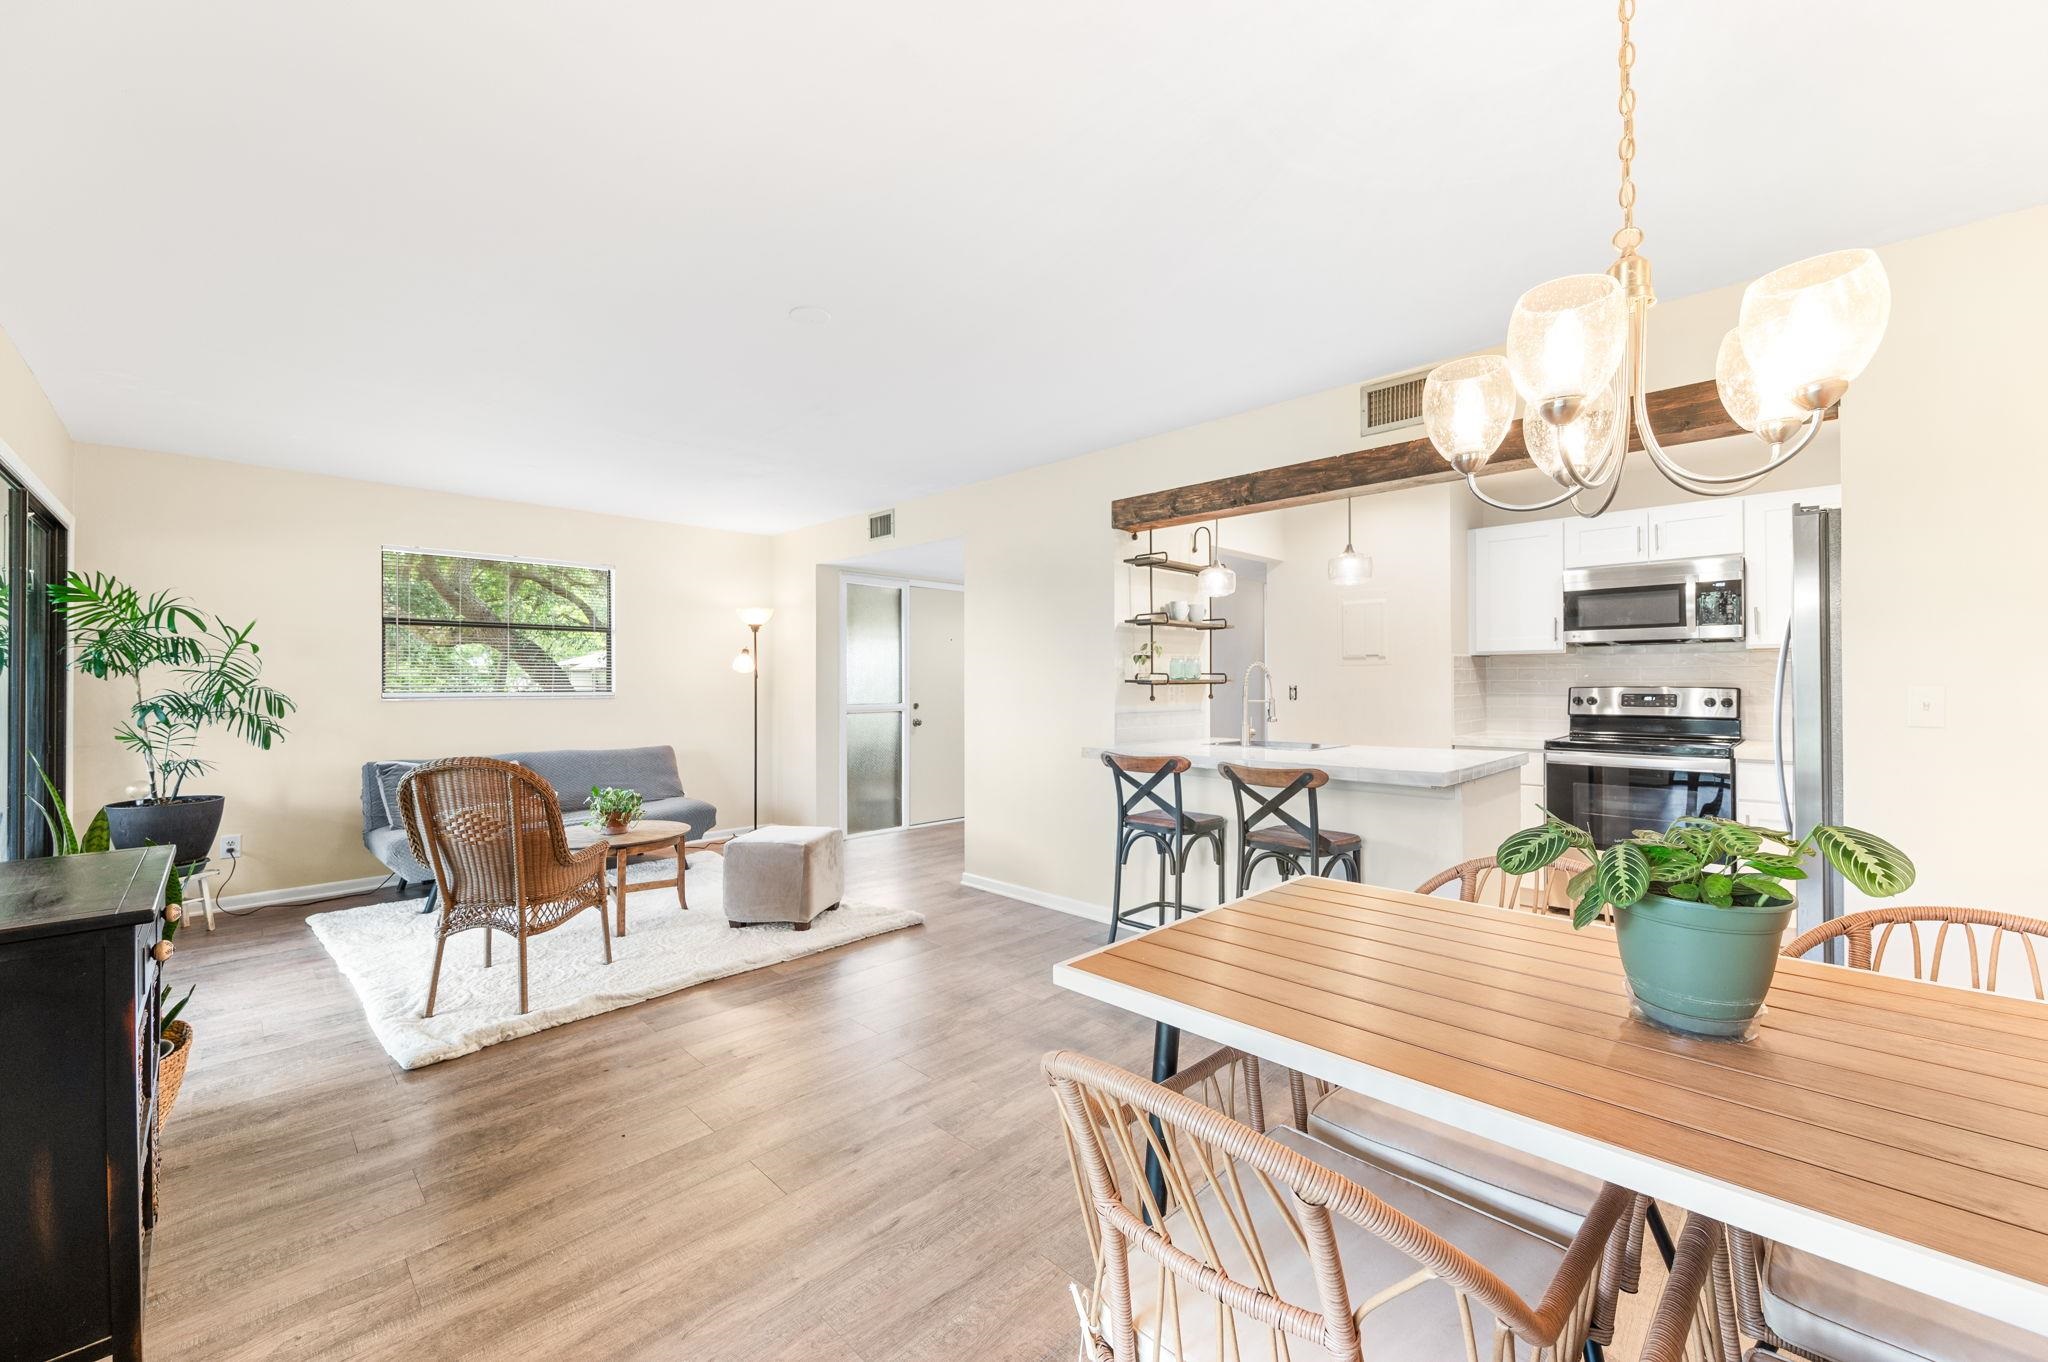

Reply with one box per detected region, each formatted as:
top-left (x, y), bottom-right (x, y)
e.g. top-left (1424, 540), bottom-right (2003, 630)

top-left (835, 541), bottom-right (964, 837)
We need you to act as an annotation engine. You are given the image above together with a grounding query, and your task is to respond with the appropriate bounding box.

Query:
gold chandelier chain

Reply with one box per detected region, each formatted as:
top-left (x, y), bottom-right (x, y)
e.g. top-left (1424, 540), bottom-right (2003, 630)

top-left (1612, 0), bottom-right (1642, 257)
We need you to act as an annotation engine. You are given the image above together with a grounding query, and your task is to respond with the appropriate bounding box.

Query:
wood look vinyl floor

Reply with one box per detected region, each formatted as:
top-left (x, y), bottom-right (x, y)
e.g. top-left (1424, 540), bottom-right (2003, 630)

top-left (146, 823), bottom-right (1666, 1361)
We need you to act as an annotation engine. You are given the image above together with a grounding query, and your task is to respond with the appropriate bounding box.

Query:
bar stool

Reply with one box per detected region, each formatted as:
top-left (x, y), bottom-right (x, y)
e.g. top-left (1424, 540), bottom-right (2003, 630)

top-left (1218, 762), bottom-right (1363, 894)
top-left (1102, 753), bottom-right (1227, 943)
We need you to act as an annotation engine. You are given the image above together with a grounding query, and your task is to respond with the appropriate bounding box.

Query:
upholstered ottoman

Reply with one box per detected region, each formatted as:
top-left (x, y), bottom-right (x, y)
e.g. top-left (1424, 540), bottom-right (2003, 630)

top-left (723, 825), bottom-right (844, 931)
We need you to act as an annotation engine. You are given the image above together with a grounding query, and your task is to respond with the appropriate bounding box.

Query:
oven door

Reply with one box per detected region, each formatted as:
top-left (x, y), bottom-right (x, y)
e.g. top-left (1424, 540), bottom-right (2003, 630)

top-left (1544, 750), bottom-right (1737, 848)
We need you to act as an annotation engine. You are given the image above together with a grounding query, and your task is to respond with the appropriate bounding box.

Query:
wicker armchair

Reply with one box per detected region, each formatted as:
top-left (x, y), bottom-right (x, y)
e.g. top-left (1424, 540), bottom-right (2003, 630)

top-left (1045, 1049), bottom-right (1630, 1362)
top-left (1640, 1215), bottom-right (1740, 1362)
top-left (398, 756), bottom-right (613, 1016)
top-left (1725, 906), bottom-right (2048, 1361)
top-left (1417, 850), bottom-right (1600, 918)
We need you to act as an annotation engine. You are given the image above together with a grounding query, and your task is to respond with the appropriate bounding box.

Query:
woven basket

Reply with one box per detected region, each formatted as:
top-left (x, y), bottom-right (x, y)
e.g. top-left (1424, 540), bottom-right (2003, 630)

top-left (157, 1020), bottom-right (194, 1134)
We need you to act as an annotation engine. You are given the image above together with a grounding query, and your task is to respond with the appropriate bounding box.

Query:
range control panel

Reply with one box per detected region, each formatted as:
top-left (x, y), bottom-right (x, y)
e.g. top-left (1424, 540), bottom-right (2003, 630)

top-left (1567, 685), bottom-right (1739, 718)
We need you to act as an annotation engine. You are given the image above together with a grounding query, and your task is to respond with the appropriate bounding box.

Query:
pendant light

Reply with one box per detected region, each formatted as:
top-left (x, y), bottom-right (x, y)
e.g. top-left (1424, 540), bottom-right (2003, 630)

top-left (1190, 523), bottom-right (1236, 598)
top-left (1420, 0), bottom-right (1889, 516)
top-left (1326, 496), bottom-right (1371, 585)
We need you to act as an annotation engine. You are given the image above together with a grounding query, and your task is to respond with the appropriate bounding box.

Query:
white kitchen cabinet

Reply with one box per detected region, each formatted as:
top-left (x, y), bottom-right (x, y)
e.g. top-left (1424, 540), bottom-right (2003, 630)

top-left (1742, 484), bottom-right (1842, 649)
top-left (1647, 500), bottom-right (1745, 560)
top-left (1469, 521), bottom-right (1564, 654)
top-left (1562, 509), bottom-right (1649, 568)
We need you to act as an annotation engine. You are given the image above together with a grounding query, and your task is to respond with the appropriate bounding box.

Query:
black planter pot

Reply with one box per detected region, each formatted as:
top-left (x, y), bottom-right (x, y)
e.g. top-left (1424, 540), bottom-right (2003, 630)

top-left (103, 795), bottom-right (225, 868)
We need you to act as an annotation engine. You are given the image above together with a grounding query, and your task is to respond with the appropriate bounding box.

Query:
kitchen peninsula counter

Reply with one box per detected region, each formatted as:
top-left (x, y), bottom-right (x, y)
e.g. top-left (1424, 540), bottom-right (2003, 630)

top-left (1083, 739), bottom-right (1526, 891)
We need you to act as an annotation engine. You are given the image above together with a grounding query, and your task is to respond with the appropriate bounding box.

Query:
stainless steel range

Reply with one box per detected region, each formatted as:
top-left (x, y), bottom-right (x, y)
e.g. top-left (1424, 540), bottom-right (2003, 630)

top-left (1544, 685), bottom-right (1740, 848)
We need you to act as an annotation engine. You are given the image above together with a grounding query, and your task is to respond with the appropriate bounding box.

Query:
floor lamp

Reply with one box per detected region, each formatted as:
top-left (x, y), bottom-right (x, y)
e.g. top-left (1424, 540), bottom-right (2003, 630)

top-left (732, 607), bottom-right (772, 831)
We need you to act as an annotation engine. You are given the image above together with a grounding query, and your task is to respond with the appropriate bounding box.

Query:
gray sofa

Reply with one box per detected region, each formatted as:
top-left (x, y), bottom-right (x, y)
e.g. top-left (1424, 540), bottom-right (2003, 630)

top-left (360, 745), bottom-right (718, 888)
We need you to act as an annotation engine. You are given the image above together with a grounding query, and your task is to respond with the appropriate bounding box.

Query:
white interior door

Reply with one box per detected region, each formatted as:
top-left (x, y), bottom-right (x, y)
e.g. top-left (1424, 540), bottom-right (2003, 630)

top-left (907, 586), bottom-right (964, 824)
top-left (843, 579), bottom-right (906, 834)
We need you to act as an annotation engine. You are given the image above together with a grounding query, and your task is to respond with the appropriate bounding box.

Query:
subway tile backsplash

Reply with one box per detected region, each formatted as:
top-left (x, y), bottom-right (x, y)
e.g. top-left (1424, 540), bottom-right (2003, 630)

top-left (1472, 643), bottom-right (1780, 736)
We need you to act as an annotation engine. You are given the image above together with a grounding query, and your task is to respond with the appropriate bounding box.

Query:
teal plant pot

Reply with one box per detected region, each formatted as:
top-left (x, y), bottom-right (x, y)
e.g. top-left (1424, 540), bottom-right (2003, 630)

top-left (1613, 892), bottom-right (1796, 1038)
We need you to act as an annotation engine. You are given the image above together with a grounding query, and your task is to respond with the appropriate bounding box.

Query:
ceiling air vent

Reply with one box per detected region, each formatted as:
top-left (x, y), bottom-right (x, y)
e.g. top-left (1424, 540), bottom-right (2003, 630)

top-left (867, 509), bottom-right (896, 542)
top-left (1360, 371), bottom-right (1427, 435)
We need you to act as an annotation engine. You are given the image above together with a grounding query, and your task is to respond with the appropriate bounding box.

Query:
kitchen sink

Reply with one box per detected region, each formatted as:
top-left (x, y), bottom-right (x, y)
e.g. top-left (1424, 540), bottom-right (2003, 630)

top-left (1210, 739), bottom-right (1329, 750)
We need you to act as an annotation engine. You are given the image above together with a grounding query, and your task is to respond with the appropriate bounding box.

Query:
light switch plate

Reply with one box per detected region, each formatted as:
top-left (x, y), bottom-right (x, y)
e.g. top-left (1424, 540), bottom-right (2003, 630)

top-left (1905, 685), bottom-right (1946, 729)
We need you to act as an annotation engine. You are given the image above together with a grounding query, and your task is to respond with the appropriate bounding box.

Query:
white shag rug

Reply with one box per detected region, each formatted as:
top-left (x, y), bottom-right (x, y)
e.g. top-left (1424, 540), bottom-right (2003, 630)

top-left (308, 854), bottom-right (922, 1069)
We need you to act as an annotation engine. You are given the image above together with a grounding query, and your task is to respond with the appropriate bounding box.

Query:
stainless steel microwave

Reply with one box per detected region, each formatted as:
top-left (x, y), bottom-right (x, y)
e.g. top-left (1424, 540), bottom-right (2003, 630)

top-left (1560, 556), bottom-right (1745, 645)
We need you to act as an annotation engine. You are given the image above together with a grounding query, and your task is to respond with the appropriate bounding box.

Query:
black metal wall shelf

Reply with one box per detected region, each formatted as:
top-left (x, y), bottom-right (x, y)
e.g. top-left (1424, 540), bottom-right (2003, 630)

top-left (1121, 551), bottom-right (1207, 575)
top-left (1126, 532), bottom-right (1230, 700)
top-left (1126, 674), bottom-right (1227, 687)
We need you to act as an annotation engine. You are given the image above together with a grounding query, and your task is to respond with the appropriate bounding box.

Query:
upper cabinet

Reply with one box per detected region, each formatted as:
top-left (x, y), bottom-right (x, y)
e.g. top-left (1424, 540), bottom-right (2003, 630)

top-left (1469, 520), bottom-right (1564, 655)
top-left (1742, 484), bottom-right (1842, 649)
top-left (1560, 501), bottom-right (1744, 568)
top-left (1561, 510), bottom-right (1649, 568)
top-left (1647, 501), bottom-right (1745, 560)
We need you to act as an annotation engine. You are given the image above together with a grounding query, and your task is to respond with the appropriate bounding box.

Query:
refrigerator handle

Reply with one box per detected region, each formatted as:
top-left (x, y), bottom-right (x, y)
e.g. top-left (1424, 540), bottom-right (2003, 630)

top-left (1772, 609), bottom-right (1795, 831)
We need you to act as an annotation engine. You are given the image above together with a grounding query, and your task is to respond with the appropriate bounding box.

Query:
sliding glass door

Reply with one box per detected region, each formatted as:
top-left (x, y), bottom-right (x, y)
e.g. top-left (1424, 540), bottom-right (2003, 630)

top-left (1, 471), bottom-right (69, 859)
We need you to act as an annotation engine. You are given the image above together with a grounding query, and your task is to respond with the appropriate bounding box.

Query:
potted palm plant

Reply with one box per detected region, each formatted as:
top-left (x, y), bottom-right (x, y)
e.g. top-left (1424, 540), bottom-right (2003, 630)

top-left (1498, 813), bottom-right (1915, 1037)
top-left (53, 572), bottom-right (296, 866)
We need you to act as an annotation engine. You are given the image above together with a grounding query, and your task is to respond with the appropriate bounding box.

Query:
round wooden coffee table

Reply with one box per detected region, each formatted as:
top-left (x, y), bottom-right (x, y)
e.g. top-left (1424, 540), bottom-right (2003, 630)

top-left (565, 819), bottom-right (693, 936)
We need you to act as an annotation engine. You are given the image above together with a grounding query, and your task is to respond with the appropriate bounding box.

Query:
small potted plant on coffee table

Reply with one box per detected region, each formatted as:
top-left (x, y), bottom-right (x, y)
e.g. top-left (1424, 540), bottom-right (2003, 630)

top-left (588, 786), bottom-right (644, 835)
top-left (1497, 812), bottom-right (1915, 1038)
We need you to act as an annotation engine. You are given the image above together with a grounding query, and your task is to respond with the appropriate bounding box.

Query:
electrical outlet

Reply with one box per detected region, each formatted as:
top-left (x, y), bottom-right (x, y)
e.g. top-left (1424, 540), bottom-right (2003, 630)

top-left (220, 834), bottom-right (243, 859)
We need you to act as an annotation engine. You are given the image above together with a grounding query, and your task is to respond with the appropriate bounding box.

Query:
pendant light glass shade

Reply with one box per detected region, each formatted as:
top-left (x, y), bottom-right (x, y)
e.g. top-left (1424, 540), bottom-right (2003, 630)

top-left (1737, 249), bottom-right (1890, 402)
top-left (1196, 561), bottom-right (1236, 598)
top-left (1713, 327), bottom-right (1807, 436)
top-left (1524, 385), bottom-right (1619, 487)
top-left (1422, 354), bottom-right (1517, 472)
top-left (1505, 274), bottom-right (1627, 409)
top-left (1326, 496), bottom-right (1370, 584)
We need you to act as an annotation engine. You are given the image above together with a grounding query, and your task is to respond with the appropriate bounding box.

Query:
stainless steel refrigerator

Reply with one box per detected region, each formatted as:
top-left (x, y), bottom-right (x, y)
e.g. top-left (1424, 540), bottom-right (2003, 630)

top-left (1770, 504), bottom-right (1845, 960)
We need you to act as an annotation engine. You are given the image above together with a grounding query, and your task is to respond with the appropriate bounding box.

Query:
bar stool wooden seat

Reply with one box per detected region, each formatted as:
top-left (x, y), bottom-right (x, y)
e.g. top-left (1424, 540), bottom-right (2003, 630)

top-left (1219, 762), bottom-right (1363, 894)
top-left (1102, 752), bottom-right (1227, 943)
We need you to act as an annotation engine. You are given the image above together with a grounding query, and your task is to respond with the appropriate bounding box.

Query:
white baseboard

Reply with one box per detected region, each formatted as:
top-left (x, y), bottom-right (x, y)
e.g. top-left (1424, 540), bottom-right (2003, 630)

top-left (960, 872), bottom-right (1109, 924)
top-left (218, 873), bottom-right (396, 912)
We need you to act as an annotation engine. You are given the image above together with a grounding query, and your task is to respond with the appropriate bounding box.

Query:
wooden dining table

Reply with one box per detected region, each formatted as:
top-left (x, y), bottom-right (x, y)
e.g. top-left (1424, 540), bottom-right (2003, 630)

top-left (1052, 875), bottom-right (2048, 1336)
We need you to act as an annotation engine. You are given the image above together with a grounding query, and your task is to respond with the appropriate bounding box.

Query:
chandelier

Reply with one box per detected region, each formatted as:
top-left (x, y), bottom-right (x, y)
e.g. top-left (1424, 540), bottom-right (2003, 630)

top-left (1421, 0), bottom-right (1891, 516)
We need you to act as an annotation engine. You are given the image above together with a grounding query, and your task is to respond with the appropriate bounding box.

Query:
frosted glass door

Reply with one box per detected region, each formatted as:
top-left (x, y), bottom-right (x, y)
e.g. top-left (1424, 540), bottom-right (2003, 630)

top-left (843, 581), bottom-right (907, 834)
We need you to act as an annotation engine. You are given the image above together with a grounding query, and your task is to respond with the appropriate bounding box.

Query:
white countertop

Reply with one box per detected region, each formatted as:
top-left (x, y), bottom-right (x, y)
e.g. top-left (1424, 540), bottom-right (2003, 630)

top-left (1085, 739), bottom-right (1526, 789)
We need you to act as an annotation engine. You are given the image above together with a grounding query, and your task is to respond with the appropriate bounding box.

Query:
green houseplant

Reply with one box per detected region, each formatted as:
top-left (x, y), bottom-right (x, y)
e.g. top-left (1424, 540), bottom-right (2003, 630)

top-left (588, 785), bottom-right (644, 834)
top-left (1498, 813), bottom-right (1915, 1037)
top-left (52, 572), bottom-right (296, 866)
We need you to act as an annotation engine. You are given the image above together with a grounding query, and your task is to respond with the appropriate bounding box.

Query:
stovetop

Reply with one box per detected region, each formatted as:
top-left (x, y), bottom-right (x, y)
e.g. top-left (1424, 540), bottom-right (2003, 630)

top-left (1548, 683), bottom-right (1743, 751)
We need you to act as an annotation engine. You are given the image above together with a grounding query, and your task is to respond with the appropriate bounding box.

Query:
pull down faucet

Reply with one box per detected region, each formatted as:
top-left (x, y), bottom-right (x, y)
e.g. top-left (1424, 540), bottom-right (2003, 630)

top-left (1242, 661), bottom-right (1277, 747)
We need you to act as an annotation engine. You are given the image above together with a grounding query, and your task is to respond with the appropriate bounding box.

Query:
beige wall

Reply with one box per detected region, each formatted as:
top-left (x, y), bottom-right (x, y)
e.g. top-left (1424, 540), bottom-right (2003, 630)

top-left (0, 322), bottom-right (75, 513)
top-left (767, 205), bottom-right (2048, 918)
top-left (72, 444), bottom-right (772, 895)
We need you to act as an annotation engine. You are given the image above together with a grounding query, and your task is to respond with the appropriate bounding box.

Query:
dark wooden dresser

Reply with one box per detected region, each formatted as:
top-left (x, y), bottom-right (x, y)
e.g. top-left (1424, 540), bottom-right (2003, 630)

top-left (1, 847), bottom-right (172, 1362)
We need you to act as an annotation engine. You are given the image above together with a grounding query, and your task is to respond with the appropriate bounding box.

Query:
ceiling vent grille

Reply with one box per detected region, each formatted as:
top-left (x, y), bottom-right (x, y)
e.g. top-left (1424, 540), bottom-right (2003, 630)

top-left (1361, 372), bottom-right (1427, 435)
top-left (867, 509), bottom-right (896, 541)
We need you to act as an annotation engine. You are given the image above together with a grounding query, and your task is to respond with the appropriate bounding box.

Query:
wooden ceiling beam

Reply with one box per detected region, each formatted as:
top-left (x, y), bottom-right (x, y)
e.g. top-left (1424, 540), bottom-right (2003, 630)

top-left (1108, 379), bottom-right (1837, 532)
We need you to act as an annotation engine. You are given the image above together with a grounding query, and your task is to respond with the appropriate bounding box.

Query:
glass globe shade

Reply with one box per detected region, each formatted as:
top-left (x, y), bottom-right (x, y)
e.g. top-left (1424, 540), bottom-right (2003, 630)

top-left (731, 648), bottom-right (755, 674)
top-left (1738, 248), bottom-right (1890, 402)
top-left (1713, 328), bottom-right (1804, 434)
top-left (1326, 549), bottom-right (1371, 585)
top-left (1196, 561), bottom-right (1236, 599)
top-left (736, 606), bottom-right (774, 627)
top-left (1506, 274), bottom-right (1627, 409)
top-left (1422, 355), bottom-right (1516, 472)
top-left (1524, 385), bottom-right (1619, 488)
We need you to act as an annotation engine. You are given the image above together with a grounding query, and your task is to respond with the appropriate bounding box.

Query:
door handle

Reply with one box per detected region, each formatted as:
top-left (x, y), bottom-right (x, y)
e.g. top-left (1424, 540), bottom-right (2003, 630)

top-left (1752, 604), bottom-right (1761, 634)
top-left (911, 718), bottom-right (923, 727)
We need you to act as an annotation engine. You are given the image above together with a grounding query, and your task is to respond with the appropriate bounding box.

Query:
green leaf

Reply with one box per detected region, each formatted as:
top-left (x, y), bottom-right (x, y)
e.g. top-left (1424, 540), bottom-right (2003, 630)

top-left (1734, 874), bottom-right (1793, 904)
top-left (1670, 828), bottom-right (1714, 860)
top-left (1566, 867), bottom-right (1595, 899)
top-left (1701, 872), bottom-right (1735, 908)
top-left (1571, 882), bottom-right (1607, 930)
top-left (1714, 823), bottom-right (1763, 858)
top-left (1534, 808), bottom-right (1595, 851)
top-left (1498, 823), bottom-right (1570, 876)
top-left (81, 809), bottom-right (112, 854)
top-left (1662, 882), bottom-right (1702, 901)
top-left (1597, 842), bottom-right (1651, 908)
top-left (1810, 825), bottom-right (1916, 898)
top-left (1744, 852), bottom-right (1808, 879)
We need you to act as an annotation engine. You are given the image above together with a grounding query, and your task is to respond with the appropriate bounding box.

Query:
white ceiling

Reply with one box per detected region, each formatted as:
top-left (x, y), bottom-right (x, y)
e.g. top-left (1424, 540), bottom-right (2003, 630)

top-left (2, 3), bottom-right (2043, 534)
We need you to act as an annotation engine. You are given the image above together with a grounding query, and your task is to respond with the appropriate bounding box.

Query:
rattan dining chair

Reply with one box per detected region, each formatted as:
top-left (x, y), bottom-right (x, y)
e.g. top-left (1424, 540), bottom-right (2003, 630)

top-left (1417, 850), bottom-right (1603, 919)
top-left (1722, 905), bottom-right (2048, 1362)
top-left (399, 756), bottom-right (613, 1017)
top-left (1638, 1214), bottom-right (1740, 1362)
top-left (1045, 1048), bottom-right (1631, 1362)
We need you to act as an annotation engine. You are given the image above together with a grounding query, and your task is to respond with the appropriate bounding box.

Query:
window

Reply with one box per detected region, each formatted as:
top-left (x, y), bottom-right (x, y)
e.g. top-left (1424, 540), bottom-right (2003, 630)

top-left (381, 548), bottom-right (613, 697)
